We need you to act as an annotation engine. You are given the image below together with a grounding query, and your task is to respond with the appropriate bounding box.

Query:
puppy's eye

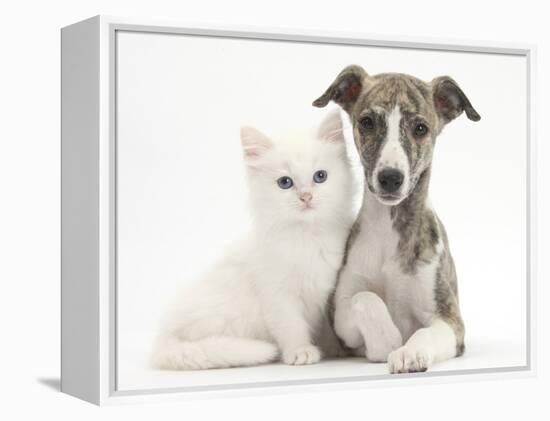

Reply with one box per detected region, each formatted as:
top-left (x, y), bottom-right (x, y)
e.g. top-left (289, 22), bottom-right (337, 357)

top-left (277, 176), bottom-right (294, 189)
top-left (413, 123), bottom-right (429, 138)
top-left (313, 170), bottom-right (328, 184)
top-left (359, 116), bottom-right (374, 130)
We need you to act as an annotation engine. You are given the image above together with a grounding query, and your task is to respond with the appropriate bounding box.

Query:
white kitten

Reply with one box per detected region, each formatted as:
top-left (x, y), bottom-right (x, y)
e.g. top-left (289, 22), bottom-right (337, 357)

top-left (153, 111), bottom-right (355, 370)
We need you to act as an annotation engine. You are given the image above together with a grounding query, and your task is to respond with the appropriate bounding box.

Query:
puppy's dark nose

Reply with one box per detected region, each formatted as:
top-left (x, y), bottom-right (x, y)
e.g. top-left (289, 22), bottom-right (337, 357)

top-left (378, 168), bottom-right (404, 193)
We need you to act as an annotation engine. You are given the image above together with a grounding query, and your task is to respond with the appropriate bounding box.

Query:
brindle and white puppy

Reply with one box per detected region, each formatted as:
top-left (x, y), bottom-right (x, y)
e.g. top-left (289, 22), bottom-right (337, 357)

top-left (313, 65), bottom-right (480, 373)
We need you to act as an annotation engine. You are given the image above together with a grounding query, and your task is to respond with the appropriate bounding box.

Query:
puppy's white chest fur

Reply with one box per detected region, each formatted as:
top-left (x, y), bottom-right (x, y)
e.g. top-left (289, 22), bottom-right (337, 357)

top-left (347, 196), bottom-right (438, 339)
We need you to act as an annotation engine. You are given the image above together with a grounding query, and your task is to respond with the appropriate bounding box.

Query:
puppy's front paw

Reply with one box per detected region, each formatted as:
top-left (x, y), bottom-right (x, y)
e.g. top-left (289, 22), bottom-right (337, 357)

top-left (388, 346), bottom-right (432, 373)
top-left (283, 345), bottom-right (321, 365)
top-left (365, 326), bottom-right (402, 362)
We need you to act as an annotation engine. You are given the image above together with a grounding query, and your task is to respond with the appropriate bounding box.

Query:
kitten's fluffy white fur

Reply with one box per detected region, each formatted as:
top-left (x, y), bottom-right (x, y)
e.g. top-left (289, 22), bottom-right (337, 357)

top-left (153, 111), bottom-right (355, 370)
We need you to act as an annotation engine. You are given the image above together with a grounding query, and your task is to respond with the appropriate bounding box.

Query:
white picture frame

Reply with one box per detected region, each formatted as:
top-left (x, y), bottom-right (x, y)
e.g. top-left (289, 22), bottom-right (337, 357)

top-left (61, 15), bottom-right (537, 405)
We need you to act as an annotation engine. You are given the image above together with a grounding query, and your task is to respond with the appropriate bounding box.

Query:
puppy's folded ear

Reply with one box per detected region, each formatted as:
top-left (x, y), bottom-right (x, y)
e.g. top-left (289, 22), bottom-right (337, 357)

top-left (431, 76), bottom-right (481, 124)
top-left (313, 65), bottom-right (367, 113)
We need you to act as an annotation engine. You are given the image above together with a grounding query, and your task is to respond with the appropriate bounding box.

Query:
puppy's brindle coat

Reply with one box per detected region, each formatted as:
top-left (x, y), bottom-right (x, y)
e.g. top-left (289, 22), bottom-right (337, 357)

top-left (314, 65), bottom-right (480, 373)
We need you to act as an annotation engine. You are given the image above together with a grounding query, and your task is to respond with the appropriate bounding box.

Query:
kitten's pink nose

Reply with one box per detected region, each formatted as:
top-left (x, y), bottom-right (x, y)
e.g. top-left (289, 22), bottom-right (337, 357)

top-left (300, 192), bottom-right (313, 204)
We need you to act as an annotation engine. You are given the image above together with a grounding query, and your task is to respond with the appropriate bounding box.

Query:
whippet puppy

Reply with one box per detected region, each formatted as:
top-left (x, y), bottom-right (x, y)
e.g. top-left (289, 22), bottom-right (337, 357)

top-left (313, 65), bottom-right (480, 373)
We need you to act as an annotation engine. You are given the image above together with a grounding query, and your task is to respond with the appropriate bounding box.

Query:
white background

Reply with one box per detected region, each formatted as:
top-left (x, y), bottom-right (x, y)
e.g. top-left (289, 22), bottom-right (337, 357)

top-left (0, 0), bottom-right (548, 420)
top-left (116, 30), bottom-right (527, 390)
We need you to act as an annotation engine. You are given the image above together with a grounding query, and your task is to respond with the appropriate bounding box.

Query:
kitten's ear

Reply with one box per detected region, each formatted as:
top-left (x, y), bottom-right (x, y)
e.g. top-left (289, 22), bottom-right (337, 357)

top-left (240, 126), bottom-right (273, 163)
top-left (317, 110), bottom-right (345, 143)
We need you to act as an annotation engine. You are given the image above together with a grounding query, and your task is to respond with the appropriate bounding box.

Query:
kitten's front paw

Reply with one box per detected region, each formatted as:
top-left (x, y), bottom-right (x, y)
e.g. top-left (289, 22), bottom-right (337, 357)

top-left (387, 346), bottom-right (432, 374)
top-left (283, 345), bottom-right (321, 365)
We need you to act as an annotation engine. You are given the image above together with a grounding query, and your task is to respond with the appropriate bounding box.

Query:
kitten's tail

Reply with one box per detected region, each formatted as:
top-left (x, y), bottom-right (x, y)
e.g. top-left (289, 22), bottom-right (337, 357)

top-left (152, 335), bottom-right (279, 370)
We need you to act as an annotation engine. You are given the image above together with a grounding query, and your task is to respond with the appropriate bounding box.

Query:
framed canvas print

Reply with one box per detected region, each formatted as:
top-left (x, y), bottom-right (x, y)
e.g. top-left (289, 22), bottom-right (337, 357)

top-left (61, 15), bottom-right (536, 405)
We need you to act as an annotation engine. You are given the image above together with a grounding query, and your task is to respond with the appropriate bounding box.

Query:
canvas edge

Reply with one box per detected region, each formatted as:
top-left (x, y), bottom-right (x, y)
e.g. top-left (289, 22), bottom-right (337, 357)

top-left (60, 15), bottom-right (102, 405)
top-left (526, 45), bottom-right (537, 378)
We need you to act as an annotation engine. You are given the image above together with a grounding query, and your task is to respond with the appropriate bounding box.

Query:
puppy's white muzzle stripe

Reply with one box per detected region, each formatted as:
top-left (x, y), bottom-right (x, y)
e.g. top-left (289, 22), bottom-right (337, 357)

top-left (375, 106), bottom-right (410, 193)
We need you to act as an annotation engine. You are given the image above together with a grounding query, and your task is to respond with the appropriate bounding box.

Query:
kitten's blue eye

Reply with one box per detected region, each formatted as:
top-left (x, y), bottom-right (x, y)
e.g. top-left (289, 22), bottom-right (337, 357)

top-left (277, 176), bottom-right (294, 189)
top-left (313, 170), bottom-right (328, 184)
